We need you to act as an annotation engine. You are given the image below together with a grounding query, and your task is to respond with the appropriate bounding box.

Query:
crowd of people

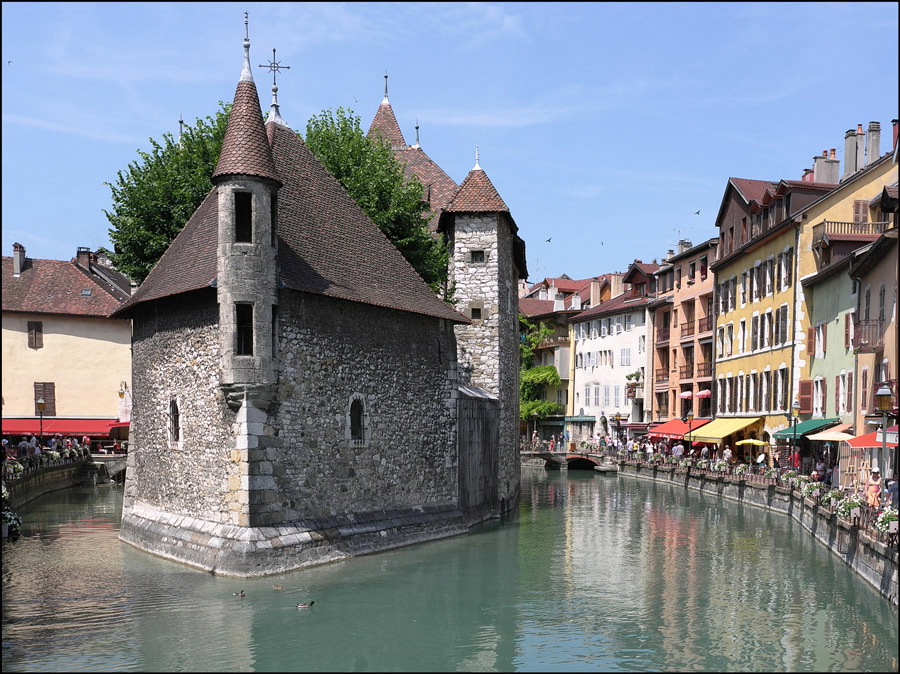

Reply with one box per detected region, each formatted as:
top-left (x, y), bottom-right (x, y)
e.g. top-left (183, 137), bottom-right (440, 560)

top-left (3, 434), bottom-right (126, 473)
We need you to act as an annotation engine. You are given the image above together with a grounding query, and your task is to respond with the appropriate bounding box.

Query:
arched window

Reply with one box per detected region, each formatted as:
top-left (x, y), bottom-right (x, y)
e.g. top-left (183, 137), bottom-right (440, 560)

top-left (350, 398), bottom-right (364, 442)
top-left (168, 399), bottom-right (180, 446)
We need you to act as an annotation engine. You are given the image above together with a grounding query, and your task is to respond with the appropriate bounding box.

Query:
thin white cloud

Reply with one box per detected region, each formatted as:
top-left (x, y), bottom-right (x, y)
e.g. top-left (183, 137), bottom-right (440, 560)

top-left (1, 114), bottom-right (143, 144)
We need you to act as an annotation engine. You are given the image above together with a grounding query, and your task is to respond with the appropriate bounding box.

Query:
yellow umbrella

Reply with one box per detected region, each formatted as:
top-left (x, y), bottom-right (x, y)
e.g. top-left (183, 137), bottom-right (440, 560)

top-left (736, 439), bottom-right (767, 445)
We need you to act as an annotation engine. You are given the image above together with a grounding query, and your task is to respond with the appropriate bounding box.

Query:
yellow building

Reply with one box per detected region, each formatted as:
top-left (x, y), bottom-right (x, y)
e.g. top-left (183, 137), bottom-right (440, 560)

top-left (2, 244), bottom-right (133, 443)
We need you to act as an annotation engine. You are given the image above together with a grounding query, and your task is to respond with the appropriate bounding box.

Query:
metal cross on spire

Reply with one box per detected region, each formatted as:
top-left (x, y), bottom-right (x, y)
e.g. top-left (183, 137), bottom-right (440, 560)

top-left (259, 48), bottom-right (290, 87)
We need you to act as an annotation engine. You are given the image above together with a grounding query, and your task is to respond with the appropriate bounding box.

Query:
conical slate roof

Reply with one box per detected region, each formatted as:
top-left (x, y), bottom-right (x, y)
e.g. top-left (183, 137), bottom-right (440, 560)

top-left (367, 102), bottom-right (406, 149)
top-left (212, 79), bottom-right (281, 185)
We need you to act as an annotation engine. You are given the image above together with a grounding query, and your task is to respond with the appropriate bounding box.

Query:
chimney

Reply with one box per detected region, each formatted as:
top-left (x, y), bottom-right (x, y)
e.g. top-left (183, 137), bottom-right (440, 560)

top-left (866, 121), bottom-right (880, 166)
top-left (893, 119), bottom-right (899, 150)
top-left (678, 239), bottom-right (692, 254)
top-left (801, 168), bottom-right (814, 182)
top-left (76, 246), bottom-right (91, 269)
top-left (814, 148), bottom-right (840, 184)
top-left (12, 242), bottom-right (25, 276)
top-left (590, 279), bottom-right (602, 306)
top-left (855, 123), bottom-right (866, 170)
top-left (667, 249), bottom-right (675, 261)
top-left (842, 128), bottom-right (859, 181)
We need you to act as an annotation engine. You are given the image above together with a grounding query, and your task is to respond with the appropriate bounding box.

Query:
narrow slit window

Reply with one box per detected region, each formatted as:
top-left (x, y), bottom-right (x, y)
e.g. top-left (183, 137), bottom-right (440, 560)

top-left (168, 399), bottom-right (180, 445)
top-left (350, 398), bottom-right (364, 442)
top-left (236, 303), bottom-right (254, 355)
top-left (235, 192), bottom-right (252, 242)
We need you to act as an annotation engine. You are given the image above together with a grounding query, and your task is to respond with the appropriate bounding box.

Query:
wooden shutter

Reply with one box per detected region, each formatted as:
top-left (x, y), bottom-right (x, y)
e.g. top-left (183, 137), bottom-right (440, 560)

top-left (33, 382), bottom-right (56, 416)
top-left (847, 373), bottom-right (853, 413)
top-left (835, 376), bottom-right (840, 416)
top-left (844, 314), bottom-right (851, 349)
top-left (27, 321), bottom-right (43, 349)
top-left (861, 370), bottom-right (868, 410)
top-left (822, 379), bottom-right (827, 415)
top-left (822, 323), bottom-right (826, 354)
top-left (775, 255), bottom-right (782, 292)
top-left (798, 379), bottom-right (813, 413)
top-left (807, 327), bottom-right (815, 357)
top-left (853, 200), bottom-right (869, 224)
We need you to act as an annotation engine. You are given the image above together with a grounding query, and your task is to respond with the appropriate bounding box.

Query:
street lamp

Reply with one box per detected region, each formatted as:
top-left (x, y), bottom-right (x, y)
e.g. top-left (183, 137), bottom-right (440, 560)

top-left (37, 397), bottom-right (46, 447)
top-left (875, 383), bottom-right (892, 476)
top-left (791, 401), bottom-right (800, 470)
top-left (686, 410), bottom-right (694, 458)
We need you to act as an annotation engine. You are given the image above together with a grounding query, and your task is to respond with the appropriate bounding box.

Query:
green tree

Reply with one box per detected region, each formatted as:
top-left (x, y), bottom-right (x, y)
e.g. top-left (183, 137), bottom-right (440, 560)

top-left (304, 107), bottom-right (451, 297)
top-left (105, 103), bottom-right (231, 283)
top-left (519, 315), bottom-right (562, 422)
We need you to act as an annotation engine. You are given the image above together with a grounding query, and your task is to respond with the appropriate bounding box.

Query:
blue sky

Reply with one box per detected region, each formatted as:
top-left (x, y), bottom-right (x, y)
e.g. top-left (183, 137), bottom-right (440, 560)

top-left (2, 2), bottom-right (898, 283)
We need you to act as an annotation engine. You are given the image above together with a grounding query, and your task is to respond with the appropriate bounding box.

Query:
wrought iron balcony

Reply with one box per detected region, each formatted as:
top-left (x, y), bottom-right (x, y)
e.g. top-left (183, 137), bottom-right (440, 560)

top-left (655, 368), bottom-right (669, 383)
top-left (656, 328), bottom-right (670, 343)
top-left (812, 220), bottom-right (889, 247)
top-left (697, 315), bottom-right (714, 333)
top-left (680, 322), bottom-right (696, 339)
top-left (679, 364), bottom-right (693, 379)
top-left (696, 362), bottom-right (713, 378)
top-left (853, 319), bottom-right (884, 351)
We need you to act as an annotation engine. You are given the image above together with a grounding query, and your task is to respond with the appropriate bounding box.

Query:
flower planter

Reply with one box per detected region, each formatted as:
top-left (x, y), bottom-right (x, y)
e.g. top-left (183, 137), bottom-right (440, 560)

top-left (890, 520), bottom-right (898, 534)
top-left (849, 507), bottom-right (861, 519)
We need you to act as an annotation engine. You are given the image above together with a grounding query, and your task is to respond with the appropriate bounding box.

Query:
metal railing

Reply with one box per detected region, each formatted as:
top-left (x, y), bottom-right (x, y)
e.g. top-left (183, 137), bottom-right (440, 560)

top-left (697, 315), bottom-right (715, 333)
top-left (655, 368), bottom-right (669, 383)
top-left (853, 319), bottom-right (885, 351)
top-left (812, 220), bottom-right (889, 246)
top-left (696, 362), bottom-right (713, 377)
top-left (680, 322), bottom-right (696, 338)
top-left (656, 328), bottom-right (670, 343)
top-left (679, 364), bottom-right (693, 379)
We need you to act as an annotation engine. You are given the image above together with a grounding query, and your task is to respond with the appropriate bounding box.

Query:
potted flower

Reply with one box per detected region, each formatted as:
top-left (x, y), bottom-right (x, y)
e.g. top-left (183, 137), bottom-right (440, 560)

top-left (873, 507), bottom-right (898, 534)
top-left (764, 467), bottom-right (780, 479)
top-left (679, 458), bottom-right (691, 468)
top-left (801, 481), bottom-right (826, 501)
top-left (836, 493), bottom-right (863, 521)
top-left (779, 470), bottom-right (798, 487)
top-left (713, 460), bottom-right (729, 473)
top-left (696, 459), bottom-right (710, 471)
top-left (825, 488), bottom-right (844, 508)
top-left (732, 463), bottom-right (749, 477)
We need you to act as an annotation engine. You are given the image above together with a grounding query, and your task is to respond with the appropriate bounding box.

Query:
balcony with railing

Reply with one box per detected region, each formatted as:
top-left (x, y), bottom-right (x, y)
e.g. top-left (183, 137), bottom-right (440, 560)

top-left (697, 315), bottom-right (714, 333)
top-left (679, 364), bottom-right (693, 380)
top-left (853, 319), bottom-right (885, 352)
top-left (680, 321), bottom-right (695, 339)
top-left (812, 220), bottom-right (889, 246)
top-left (655, 368), bottom-right (669, 383)
top-left (696, 362), bottom-right (713, 378)
top-left (656, 328), bottom-right (670, 343)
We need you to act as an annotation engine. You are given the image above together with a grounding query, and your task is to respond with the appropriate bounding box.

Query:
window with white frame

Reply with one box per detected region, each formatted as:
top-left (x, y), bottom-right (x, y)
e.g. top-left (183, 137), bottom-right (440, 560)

top-left (738, 319), bottom-right (746, 354)
top-left (763, 311), bottom-right (772, 348)
top-left (591, 321), bottom-right (598, 339)
top-left (737, 374), bottom-right (745, 412)
top-left (751, 315), bottom-right (759, 351)
top-left (740, 272), bottom-right (747, 305)
top-left (726, 323), bottom-right (734, 356)
top-left (621, 348), bottom-right (631, 366)
top-left (752, 265), bottom-right (761, 301)
top-left (717, 327), bottom-right (725, 358)
top-left (838, 372), bottom-right (847, 416)
top-left (602, 385), bottom-right (609, 407)
top-left (614, 385), bottom-right (620, 407)
top-left (638, 335), bottom-right (646, 353)
top-left (584, 385), bottom-right (591, 405)
top-left (815, 323), bottom-right (825, 358)
top-left (594, 385), bottom-right (601, 407)
top-left (615, 315), bottom-right (623, 333)
top-left (765, 259), bottom-right (774, 295)
top-left (749, 373), bottom-right (756, 412)
top-left (724, 377), bottom-right (731, 413)
top-left (625, 313), bottom-right (633, 331)
top-left (813, 378), bottom-right (824, 416)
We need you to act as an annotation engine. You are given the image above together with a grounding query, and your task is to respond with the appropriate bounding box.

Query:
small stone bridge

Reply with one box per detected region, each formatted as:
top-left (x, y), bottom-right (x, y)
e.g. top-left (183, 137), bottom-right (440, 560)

top-left (520, 450), bottom-right (611, 470)
top-left (90, 453), bottom-right (128, 479)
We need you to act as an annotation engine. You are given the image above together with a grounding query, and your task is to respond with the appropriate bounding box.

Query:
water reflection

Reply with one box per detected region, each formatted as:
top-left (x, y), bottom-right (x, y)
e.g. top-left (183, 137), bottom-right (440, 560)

top-left (2, 470), bottom-right (897, 672)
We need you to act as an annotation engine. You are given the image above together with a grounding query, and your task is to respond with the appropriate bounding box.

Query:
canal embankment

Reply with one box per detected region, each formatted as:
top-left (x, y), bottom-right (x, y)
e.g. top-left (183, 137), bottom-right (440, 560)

top-left (619, 462), bottom-right (899, 606)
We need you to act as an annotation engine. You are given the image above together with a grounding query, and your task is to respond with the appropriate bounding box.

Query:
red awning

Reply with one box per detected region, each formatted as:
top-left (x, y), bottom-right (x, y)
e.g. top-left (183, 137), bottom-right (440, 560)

top-left (695, 389), bottom-right (712, 399)
top-left (678, 391), bottom-right (693, 399)
top-left (647, 417), bottom-right (711, 440)
top-left (2, 418), bottom-right (119, 439)
top-left (847, 430), bottom-right (899, 449)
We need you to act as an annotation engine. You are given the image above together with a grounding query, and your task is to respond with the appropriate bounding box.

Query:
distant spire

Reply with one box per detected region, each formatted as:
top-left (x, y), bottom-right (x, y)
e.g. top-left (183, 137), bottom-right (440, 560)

top-left (382, 72), bottom-right (389, 104)
top-left (414, 119), bottom-right (420, 148)
top-left (178, 113), bottom-right (183, 148)
top-left (259, 48), bottom-right (291, 126)
top-left (240, 12), bottom-right (253, 82)
top-left (473, 145), bottom-right (481, 171)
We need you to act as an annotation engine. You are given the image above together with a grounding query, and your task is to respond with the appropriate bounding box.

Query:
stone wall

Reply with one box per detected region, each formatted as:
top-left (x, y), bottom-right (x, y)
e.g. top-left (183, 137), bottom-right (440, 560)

top-left (620, 463), bottom-right (899, 606)
top-left (7, 461), bottom-right (88, 510)
top-left (457, 391), bottom-right (498, 522)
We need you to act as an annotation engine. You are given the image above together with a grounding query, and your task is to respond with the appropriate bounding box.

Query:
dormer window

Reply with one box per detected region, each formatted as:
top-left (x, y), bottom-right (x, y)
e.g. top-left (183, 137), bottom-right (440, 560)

top-left (235, 192), bottom-right (252, 243)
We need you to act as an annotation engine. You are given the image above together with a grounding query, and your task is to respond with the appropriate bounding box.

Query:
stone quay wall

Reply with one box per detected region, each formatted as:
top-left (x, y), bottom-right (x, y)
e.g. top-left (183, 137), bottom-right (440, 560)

top-left (7, 460), bottom-right (89, 510)
top-left (620, 463), bottom-right (899, 606)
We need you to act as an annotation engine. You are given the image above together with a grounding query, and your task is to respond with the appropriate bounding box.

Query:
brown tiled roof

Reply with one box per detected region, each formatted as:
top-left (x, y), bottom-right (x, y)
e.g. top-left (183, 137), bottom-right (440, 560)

top-left (570, 290), bottom-right (652, 321)
top-left (267, 122), bottom-right (466, 322)
top-left (3, 256), bottom-right (127, 318)
top-left (115, 190), bottom-right (219, 313)
top-left (730, 177), bottom-right (777, 204)
top-left (212, 80), bottom-right (281, 184)
top-left (518, 297), bottom-right (556, 318)
top-left (445, 169), bottom-right (509, 213)
top-left (395, 145), bottom-right (458, 224)
top-left (367, 102), bottom-right (406, 149)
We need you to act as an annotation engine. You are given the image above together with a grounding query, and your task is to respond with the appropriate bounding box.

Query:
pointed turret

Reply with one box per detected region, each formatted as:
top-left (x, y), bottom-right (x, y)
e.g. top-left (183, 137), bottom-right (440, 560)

top-left (367, 73), bottom-right (407, 149)
top-left (444, 148), bottom-right (509, 214)
top-left (212, 14), bottom-right (280, 186)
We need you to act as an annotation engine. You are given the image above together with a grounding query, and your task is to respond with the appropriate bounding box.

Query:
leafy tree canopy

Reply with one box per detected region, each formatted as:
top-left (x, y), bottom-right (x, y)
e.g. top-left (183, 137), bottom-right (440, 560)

top-left (519, 315), bottom-right (562, 421)
top-left (105, 103), bottom-right (230, 283)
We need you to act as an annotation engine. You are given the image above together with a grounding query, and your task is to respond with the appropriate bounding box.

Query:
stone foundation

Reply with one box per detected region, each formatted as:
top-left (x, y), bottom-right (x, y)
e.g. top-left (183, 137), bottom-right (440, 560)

top-left (119, 500), bottom-right (470, 577)
top-left (621, 463), bottom-right (899, 606)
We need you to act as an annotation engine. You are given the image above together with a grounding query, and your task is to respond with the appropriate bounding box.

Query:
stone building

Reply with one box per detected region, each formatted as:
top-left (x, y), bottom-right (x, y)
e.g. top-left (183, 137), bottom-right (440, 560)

top-left (113, 24), bottom-right (523, 576)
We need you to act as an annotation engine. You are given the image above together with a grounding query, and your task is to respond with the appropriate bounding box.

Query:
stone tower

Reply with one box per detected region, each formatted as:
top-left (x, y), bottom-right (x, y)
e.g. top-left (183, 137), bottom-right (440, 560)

top-left (439, 149), bottom-right (527, 513)
top-left (210, 19), bottom-right (283, 525)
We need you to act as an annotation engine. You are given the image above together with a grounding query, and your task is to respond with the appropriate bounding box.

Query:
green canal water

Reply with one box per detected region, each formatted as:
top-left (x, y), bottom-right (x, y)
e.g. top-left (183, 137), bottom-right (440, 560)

top-left (2, 467), bottom-right (897, 672)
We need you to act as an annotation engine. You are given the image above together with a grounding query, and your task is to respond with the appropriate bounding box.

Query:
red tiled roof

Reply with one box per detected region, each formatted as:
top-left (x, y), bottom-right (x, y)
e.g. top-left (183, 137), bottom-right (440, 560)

top-left (570, 290), bottom-right (651, 321)
top-left (3, 257), bottom-right (128, 317)
top-left (367, 102), bottom-right (407, 149)
top-left (518, 297), bottom-right (556, 317)
top-left (445, 169), bottom-right (509, 213)
top-left (730, 177), bottom-right (777, 204)
top-left (396, 146), bottom-right (458, 223)
top-left (212, 80), bottom-right (281, 185)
